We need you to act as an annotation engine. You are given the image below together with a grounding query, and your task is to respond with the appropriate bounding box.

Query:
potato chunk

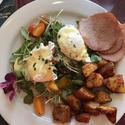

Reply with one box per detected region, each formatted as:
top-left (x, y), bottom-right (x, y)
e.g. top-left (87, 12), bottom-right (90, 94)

top-left (82, 63), bottom-right (98, 77)
top-left (97, 105), bottom-right (117, 124)
top-left (86, 73), bottom-right (104, 88)
top-left (53, 104), bottom-right (71, 123)
top-left (104, 75), bottom-right (124, 92)
top-left (97, 62), bottom-right (115, 78)
top-left (66, 95), bottom-right (81, 113)
top-left (83, 102), bottom-right (100, 116)
top-left (74, 87), bottom-right (95, 101)
top-left (75, 113), bottom-right (90, 123)
top-left (94, 91), bottom-right (112, 104)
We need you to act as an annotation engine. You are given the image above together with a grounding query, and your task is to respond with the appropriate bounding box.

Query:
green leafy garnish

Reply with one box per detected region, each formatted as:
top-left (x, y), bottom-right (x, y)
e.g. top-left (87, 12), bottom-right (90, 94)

top-left (24, 94), bottom-right (34, 104)
top-left (34, 83), bottom-right (46, 94)
top-left (90, 54), bottom-right (102, 63)
top-left (21, 27), bottom-right (31, 41)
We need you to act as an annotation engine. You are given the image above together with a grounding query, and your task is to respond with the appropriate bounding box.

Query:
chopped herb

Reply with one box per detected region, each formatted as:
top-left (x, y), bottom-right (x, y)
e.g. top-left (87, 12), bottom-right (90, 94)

top-left (38, 56), bottom-right (41, 60)
top-left (73, 44), bottom-right (76, 48)
top-left (33, 63), bottom-right (36, 70)
top-left (58, 35), bottom-right (61, 39)
top-left (76, 20), bottom-right (79, 25)
top-left (45, 59), bottom-right (48, 64)
top-left (42, 58), bottom-right (44, 61)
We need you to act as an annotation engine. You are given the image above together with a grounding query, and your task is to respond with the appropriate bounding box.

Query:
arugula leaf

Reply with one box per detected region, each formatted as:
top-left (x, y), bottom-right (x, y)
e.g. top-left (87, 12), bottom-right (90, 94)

top-left (24, 94), bottom-right (33, 104)
top-left (21, 27), bottom-right (31, 41)
top-left (34, 83), bottom-right (46, 94)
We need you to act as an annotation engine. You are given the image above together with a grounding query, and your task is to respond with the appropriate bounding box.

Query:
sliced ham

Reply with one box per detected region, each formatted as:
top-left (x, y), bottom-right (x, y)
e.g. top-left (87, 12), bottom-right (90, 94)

top-left (99, 24), bottom-right (125, 62)
top-left (99, 36), bottom-right (123, 54)
top-left (79, 12), bottom-right (122, 51)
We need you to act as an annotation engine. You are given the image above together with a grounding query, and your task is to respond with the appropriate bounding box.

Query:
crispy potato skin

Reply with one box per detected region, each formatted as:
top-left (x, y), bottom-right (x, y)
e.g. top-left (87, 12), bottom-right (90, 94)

top-left (74, 87), bottom-right (95, 101)
top-left (94, 91), bottom-right (112, 104)
top-left (104, 75), bottom-right (124, 92)
top-left (75, 113), bottom-right (90, 123)
top-left (97, 106), bottom-right (117, 114)
top-left (83, 102), bottom-right (100, 116)
top-left (97, 105), bottom-right (117, 124)
top-left (86, 73), bottom-right (104, 88)
top-left (66, 95), bottom-right (81, 113)
top-left (82, 63), bottom-right (98, 77)
top-left (106, 111), bottom-right (117, 124)
top-left (97, 62), bottom-right (115, 78)
top-left (97, 60), bottom-right (108, 68)
top-left (53, 104), bottom-right (71, 123)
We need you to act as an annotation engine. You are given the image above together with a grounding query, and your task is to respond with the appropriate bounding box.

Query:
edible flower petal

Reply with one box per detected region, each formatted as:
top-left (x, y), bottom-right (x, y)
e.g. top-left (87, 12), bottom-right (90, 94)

top-left (0, 72), bottom-right (16, 101)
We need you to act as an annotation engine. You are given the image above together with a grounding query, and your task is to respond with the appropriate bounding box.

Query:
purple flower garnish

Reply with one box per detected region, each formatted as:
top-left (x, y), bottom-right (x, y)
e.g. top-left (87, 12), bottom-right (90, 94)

top-left (0, 72), bottom-right (16, 101)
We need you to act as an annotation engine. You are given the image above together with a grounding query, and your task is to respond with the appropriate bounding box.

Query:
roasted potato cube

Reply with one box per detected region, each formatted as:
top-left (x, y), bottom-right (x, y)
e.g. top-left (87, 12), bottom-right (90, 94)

top-left (86, 73), bottom-right (104, 88)
top-left (116, 85), bottom-right (125, 93)
top-left (97, 105), bottom-right (117, 114)
top-left (94, 91), bottom-right (112, 104)
top-left (53, 104), bottom-right (71, 123)
top-left (97, 105), bottom-right (117, 124)
top-left (74, 87), bottom-right (95, 101)
top-left (97, 60), bottom-right (108, 68)
top-left (104, 75), bottom-right (124, 92)
top-left (66, 95), bottom-right (81, 113)
top-left (82, 63), bottom-right (98, 77)
top-left (106, 111), bottom-right (117, 124)
top-left (97, 62), bottom-right (115, 78)
top-left (83, 102), bottom-right (100, 116)
top-left (75, 113), bottom-right (90, 123)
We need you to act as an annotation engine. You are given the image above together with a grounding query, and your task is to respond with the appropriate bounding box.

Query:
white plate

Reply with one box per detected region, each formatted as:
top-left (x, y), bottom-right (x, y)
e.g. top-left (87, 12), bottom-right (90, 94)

top-left (0, 0), bottom-right (125, 125)
top-left (0, 0), bottom-right (3, 4)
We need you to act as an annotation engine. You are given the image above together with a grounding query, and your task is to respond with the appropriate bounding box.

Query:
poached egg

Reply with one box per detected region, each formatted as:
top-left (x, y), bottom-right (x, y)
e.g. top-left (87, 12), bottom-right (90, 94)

top-left (57, 25), bottom-right (90, 62)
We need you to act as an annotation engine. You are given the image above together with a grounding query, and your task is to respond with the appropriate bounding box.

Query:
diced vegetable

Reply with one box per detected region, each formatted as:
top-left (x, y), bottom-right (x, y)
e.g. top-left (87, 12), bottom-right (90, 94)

top-left (66, 95), bottom-right (81, 113)
top-left (75, 113), bottom-right (90, 123)
top-left (97, 105), bottom-right (117, 114)
top-left (97, 105), bottom-right (117, 124)
top-left (33, 95), bottom-right (45, 116)
top-left (32, 22), bottom-right (46, 37)
top-left (86, 72), bottom-right (104, 88)
top-left (74, 87), bottom-right (95, 101)
top-left (97, 62), bottom-right (115, 78)
top-left (83, 102), bottom-right (99, 116)
top-left (47, 81), bottom-right (59, 92)
top-left (82, 63), bottom-right (98, 77)
top-left (97, 60), bottom-right (108, 68)
top-left (53, 104), bottom-right (71, 123)
top-left (106, 111), bottom-right (117, 124)
top-left (104, 75), bottom-right (124, 92)
top-left (28, 24), bottom-right (36, 34)
top-left (57, 76), bottom-right (71, 89)
top-left (116, 84), bottom-right (125, 93)
top-left (94, 91), bottom-right (112, 104)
